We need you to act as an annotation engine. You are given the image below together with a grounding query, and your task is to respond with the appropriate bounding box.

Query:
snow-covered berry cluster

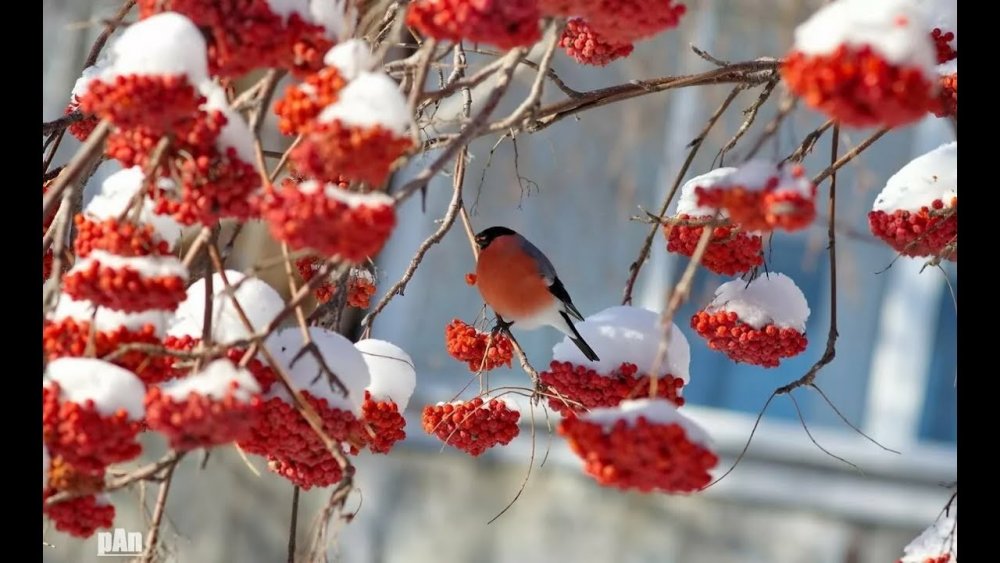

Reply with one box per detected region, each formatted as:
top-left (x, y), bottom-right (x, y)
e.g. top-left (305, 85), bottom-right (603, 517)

top-left (445, 319), bottom-right (514, 372)
top-left (145, 360), bottom-right (264, 450)
top-left (781, 0), bottom-right (939, 128)
top-left (559, 399), bottom-right (717, 493)
top-left (43, 358), bottom-right (145, 475)
top-left (693, 162), bottom-right (816, 233)
top-left (260, 179), bottom-right (396, 262)
top-left (868, 142), bottom-right (957, 260)
top-left (541, 360), bottom-right (685, 416)
top-left (691, 273), bottom-right (810, 368)
top-left (137, 0), bottom-right (353, 78)
top-left (664, 168), bottom-right (764, 276)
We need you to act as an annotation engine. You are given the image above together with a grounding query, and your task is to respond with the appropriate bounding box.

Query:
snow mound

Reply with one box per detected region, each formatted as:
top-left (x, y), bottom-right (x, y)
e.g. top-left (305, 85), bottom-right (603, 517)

top-left (161, 359), bottom-right (260, 402)
top-left (266, 327), bottom-right (371, 414)
top-left (105, 13), bottom-right (209, 84)
top-left (794, 0), bottom-right (937, 77)
top-left (324, 39), bottom-right (374, 80)
top-left (900, 500), bottom-right (957, 562)
top-left (726, 160), bottom-right (814, 196)
top-left (355, 339), bottom-right (416, 409)
top-left (168, 271), bottom-right (284, 344)
top-left (707, 273), bottom-right (810, 332)
top-left (74, 251), bottom-right (189, 279)
top-left (937, 59), bottom-right (956, 76)
top-left (199, 83), bottom-right (257, 164)
top-left (52, 294), bottom-right (172, 336)
top-left (85, 167), bottom-right (185, 246)
top-left (72, 64), bottom-right (105, 99)
top-left (552, 306), bottom-right (691, 383)
top-left (873, 142), bottom-right (957, 212)
top-left (676, 167), bottom-right (737, 216)
top-left (317, 72), bottom-right (410, 134)
top-left (583, 398), bottom-right (711, 447)
top-left (44, 357), bottom-right (145, 419)
top-left (299, 181), bottom-right (395, 207)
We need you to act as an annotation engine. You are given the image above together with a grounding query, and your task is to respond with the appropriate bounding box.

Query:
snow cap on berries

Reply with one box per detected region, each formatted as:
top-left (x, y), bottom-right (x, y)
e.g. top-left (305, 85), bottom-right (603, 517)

top-left (793, 0), bottom-right (937, 77)
top-left (317, 72), bottom-right (410, 135)
top-left (355, 339), bottom-right (416, 410)
top-left (104, 12), bottom-right (210, 84)
top-left (266, 327), bottom-right (371, 414)
top-left (71, 251), bottom-right (188, 281)
top-left (707, 273), bottom-right (810, 332)
top-left (160, 359), bottom-right (261, 402)
top-left (873, 142), bottom-right (956, 213)
top-left (584, 398), bottom-right (711, 447)
top-left (676, 167), bottom-right (737, 217)
top-left (323, 39), bottom-right (374, 80)
top-left (729, 160), bottom-right (813, 196)
top-left (199, 82), bottom-right (257, 164)
top-left (552, 306), bottom-right (691, 383)
top-left (44, 358), bottom-right (145, 420)
top-left (85, 167), bottom-right (185, 247)
top-left (169, 271), bottom-right (285, 344)
top-left (52, 294), bottom-right (171, 337)
top-left (899, 501), bottom-right (957, 562)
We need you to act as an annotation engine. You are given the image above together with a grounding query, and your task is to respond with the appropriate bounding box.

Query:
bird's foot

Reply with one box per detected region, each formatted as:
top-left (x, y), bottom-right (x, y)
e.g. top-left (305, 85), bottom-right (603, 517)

top-left (492, 317), bottom-right (514, 335)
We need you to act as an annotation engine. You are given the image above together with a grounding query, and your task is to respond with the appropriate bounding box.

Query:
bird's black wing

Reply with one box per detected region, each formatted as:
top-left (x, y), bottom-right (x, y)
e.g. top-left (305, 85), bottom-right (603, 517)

top-left (549, 277), bottom-right (585, 321)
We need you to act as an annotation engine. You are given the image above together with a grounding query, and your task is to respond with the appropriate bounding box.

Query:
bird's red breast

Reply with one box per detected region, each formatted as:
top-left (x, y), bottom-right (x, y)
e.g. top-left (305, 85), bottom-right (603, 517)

top-left (475, 235), bottom-right (555, 321)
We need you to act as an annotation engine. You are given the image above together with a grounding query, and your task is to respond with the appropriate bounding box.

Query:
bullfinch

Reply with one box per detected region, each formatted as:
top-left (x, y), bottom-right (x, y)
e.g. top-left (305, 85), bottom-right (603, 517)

top-left (474, 226), bottom-right (600, 362)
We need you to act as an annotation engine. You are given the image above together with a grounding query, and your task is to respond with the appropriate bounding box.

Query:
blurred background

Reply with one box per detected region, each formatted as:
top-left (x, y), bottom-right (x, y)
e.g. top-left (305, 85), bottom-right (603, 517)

top-left (44, 0), bottom-right (957, 561)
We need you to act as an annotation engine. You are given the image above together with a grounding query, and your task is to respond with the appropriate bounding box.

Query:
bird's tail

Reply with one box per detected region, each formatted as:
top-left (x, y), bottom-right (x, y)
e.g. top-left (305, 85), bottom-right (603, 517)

top-left (560, 311), bottom-right (600, 362)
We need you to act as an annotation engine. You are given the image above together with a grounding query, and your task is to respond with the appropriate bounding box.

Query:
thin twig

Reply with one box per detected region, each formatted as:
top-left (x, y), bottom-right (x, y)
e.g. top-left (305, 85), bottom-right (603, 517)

top-left (777, 125), bottom-right (841, 395)
top-left (139, 456), bottom-right (180, 563)
top-left (288, 486), bottom-right (301, 563)
top-left (621, 86), bottom-right (741, 305)
top-left (393, 47), bottom-right (528, 204)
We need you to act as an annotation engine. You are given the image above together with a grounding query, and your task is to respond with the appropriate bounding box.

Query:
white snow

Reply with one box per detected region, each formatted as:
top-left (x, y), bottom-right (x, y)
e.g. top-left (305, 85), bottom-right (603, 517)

top-left (706, 273), bottom-right (811, 332)
top-left (317, 72), bottom-right (410, 134)
top-left (676, 167), bottom-right (737, 217)
top-left (160, 359), bottom-right (261, 402)
top-left (355, 339), bottom-right (416, 409)
top-left (900, 500), bottom-right (958, 562)
top-left (265, 0), bottom-right (310, 21)
top-left (299, 181), bottom-right (395, 207)
top-left (266, 327), bottom-right (371, 414)
top-left (937, 59), bottom-right (957, 76)
top-left (323, 40), bottom-right (374, 80)
top-left (794, 0), bottom-right (937, 77)
top-left (264, 0), bottom-right (353, 38)
top-left (199, 83), bottom-right (258, 165)
top-left (309, 0), bottom-right (355, 39)
top-left (351, 268), bottom-right (375, 284)
top-left (583, 399), bottom-right (712, 448)
top-left (725, 160), bottom-right (814, 196)
top-left (44, 357), bottom-right (145, 420)
top-left (104, 13), bottom-right (209, 84)
top-left (51, 294), bottom-right (172, 336)
top-left (71, 64), bottom-right (105, 99)
top-left (72, 251), bottom-right (189, 280)
top-left (168, 271), bottom-right (285, 345)
top-left (552, 306), bottom-right (691, 383)
top-left (86, 167), bottom-right (185, 247)
top-left (873, 142), bottom-right (957, 212)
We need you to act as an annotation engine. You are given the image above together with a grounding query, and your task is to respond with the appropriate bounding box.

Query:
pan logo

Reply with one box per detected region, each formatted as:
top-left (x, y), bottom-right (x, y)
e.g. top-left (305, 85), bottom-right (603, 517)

top-left (97, 528), bottom-right (143, 557)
